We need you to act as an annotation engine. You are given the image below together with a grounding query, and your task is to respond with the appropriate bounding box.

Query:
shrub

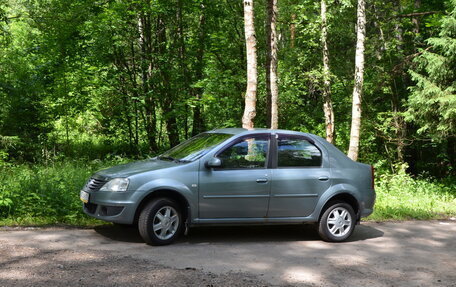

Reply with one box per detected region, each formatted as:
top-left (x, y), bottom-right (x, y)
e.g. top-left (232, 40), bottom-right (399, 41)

top-left (0, 158), bottom-right (129, 225)
top-left (370, 163), bottom-right (456, 220)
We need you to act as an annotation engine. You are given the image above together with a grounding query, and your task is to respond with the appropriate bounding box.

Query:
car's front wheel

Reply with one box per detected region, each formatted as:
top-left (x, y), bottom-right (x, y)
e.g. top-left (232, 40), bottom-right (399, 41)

top-left (138, 198), bottom-right (183, 245)
top-left (318, 201), bottom-right (356, 242)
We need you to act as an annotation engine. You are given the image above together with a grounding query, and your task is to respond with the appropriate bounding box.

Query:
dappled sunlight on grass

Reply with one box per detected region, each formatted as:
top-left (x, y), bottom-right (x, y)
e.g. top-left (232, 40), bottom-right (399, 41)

top-left (369, 171), bottom-right (456, 221)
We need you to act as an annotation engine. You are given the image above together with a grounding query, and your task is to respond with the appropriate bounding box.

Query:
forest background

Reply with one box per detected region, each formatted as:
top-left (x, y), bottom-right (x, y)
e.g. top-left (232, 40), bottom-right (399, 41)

top-left (0, 0), bottom-right (454, 225)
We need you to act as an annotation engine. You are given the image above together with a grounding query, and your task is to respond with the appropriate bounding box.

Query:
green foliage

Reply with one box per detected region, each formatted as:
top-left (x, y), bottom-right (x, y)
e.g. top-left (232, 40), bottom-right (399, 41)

top-left (370, 163), bottom-right (456, 220)
top-left (406, 0), bottom-right (456, 138)
top-left (0, 0), bottom-right (454, 181)
top-left (0, 135), bottom-right (19, 166)
top-left (0, 159), bottom-right (129, 225)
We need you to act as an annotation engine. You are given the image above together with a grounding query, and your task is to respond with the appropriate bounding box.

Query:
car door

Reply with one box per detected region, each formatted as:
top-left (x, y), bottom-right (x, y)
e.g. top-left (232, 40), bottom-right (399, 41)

top-left (267, 134), bottom-right (331, 217)
top-left (198, 134), bottom-right (271, 219)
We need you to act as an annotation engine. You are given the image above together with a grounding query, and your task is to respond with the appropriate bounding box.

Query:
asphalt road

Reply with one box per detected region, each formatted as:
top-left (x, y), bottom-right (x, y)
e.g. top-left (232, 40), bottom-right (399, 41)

top-left (0, 220), bottom-right (455, 286)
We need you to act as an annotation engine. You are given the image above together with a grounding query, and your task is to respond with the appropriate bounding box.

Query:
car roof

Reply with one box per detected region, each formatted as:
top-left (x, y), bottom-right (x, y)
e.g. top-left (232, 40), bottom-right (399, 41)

top-left (206, 128), bottom-right (310, 137)
top-left (206, 128), bottom-right (252, 134)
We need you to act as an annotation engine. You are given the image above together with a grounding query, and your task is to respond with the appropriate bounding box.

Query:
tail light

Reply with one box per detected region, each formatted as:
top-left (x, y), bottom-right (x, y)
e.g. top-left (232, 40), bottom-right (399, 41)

top-left (371, 165), bottom-right (375, 190)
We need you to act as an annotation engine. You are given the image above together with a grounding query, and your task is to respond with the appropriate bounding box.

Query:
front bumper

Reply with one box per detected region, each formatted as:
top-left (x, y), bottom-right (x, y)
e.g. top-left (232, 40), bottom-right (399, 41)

top-left (82, 190), bottom-right (140, 224)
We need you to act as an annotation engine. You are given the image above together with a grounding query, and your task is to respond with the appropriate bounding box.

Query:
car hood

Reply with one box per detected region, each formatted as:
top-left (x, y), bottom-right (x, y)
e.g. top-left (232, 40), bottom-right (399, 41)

top-left (94, 159), bottom-right (178, 179)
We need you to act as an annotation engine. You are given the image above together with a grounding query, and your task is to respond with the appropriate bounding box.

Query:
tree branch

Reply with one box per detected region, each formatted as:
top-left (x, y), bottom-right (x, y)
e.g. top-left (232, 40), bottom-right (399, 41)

top-left (396, 11), bottom-right (441, 18)
top-left (392, 46), bottom-right (432, 73)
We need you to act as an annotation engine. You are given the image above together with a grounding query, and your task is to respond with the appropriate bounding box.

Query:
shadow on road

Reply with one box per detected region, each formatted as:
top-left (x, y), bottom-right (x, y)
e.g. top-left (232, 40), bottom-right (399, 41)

top-left (184, 225), bottom-right (320, 243)
top-left (94, 223), bottom-right (384, 244)
top-left (347, 224), bottom-right (385, 242)
top-left (94, 225), bottom-right (143, 243)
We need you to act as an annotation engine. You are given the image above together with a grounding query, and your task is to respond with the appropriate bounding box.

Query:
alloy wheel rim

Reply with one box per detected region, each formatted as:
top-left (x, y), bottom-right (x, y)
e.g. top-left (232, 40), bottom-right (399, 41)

top-left (153, 206), bottom-right (179, 240)
top-left (326, 207), bottom-right (352, 237)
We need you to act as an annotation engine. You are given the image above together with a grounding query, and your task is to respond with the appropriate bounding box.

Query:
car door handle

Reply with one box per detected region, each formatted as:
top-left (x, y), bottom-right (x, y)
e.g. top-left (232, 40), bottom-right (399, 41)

top-left (318, 176), bottom-right (329, 181)
top-left (256, 178), bottom-right (268, 183)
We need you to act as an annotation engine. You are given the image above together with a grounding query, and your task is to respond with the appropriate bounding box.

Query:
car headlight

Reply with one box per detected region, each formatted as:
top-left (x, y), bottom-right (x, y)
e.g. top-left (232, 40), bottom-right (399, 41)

top-left (100, 178), bottom-right (130, 192)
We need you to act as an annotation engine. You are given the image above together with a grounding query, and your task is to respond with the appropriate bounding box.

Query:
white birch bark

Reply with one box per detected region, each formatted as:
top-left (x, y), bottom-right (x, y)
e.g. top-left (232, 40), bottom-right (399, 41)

top-left (242, 0), bottom-right (258, 130)
top-left (347, 0), bottom-right (366, 161)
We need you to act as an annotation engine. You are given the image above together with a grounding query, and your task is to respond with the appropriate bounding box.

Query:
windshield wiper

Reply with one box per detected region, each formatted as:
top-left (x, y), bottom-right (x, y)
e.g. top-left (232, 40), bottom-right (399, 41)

top-left (158, 155), bottom-right (176, 161)
top-left (158, 155), bottom-right (190, 163)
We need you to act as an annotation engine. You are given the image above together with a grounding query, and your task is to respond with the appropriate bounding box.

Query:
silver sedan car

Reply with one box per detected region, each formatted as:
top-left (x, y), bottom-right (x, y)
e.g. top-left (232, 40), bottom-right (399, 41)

top-left (81, 128), bottom-right (376, 245)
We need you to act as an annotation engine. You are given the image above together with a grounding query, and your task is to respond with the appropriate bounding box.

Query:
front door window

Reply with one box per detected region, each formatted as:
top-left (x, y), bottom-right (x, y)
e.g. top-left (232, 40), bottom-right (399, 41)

top-left (218, 136), bottom-right (269, 169)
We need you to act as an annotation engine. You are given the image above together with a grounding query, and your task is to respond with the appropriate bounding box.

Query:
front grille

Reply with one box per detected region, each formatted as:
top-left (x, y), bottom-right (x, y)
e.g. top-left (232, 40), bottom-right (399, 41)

top-left (100, 206), bottom-right (124, 217)
top-left (84, 202), bottom-right (97, 214)
top-left (84, 178), bottom-right (107, 192)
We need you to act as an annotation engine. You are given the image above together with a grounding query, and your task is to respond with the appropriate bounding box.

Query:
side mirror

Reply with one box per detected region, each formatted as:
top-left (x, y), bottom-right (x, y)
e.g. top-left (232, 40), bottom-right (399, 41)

top-left (205, 157), bottom-right (222, 168)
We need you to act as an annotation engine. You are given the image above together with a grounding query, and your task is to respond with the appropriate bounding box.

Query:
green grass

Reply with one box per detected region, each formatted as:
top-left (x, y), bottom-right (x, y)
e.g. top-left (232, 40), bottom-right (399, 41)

top-left (0, 159), bottom-right (130, 226)
top-left (368, 171), bottom-right (456, 221)
top-left (0, 160), bottom-right (455, 226)
top-left (0, 216), bottom-right (101, 227)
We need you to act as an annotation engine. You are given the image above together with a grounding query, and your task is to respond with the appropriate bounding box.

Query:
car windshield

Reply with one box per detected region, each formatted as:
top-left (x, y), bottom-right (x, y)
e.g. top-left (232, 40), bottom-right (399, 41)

top-left (159, 133), bottom-right (233, 162)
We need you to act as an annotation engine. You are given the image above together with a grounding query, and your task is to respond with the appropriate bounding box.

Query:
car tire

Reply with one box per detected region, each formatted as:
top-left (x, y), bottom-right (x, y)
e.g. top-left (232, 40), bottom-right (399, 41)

top-left (318, 201), bottom-right (356, 242)
top-left (138, 198), bottom-right (183, 245)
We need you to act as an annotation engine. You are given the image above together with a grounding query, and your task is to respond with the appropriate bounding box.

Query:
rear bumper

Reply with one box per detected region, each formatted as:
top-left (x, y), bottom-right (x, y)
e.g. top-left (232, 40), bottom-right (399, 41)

top-left (361, 208), bottom-right (374, 217)
top-left (360, 188), bottom-right (376, 218)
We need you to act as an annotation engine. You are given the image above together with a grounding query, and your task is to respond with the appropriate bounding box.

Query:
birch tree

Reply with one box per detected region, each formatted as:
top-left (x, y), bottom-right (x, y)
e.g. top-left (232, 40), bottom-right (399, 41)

top-left (321, 0), bottom-right (335, 143)
top-left (347, 0), bottom-right (366, 161)
top-left (242, 0), bottom-right (258, 130)
top-left (266, 0), bottom-right (278, 129)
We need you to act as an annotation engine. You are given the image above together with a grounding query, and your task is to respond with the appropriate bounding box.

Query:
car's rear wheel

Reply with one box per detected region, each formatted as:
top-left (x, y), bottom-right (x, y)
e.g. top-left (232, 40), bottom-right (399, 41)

top-left (138, 198), bottom-right (183, 245)
top-left (318, 201), bottom-right (355, 242)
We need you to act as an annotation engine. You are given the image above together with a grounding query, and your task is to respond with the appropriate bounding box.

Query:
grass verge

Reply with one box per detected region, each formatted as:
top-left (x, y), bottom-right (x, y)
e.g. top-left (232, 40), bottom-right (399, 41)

top-left (0, 159), bottom-right (129, 227)
top-left (368, 171), bottom-right (455, 221)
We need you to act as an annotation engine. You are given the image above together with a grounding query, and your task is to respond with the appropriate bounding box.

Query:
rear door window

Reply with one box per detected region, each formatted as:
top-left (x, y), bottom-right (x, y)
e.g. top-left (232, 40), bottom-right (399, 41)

top-left (277, 136), bottom-right (322, 167)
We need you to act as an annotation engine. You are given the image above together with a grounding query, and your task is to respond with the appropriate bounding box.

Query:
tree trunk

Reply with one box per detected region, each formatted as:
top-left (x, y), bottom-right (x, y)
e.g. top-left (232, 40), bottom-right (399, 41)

top-left (412, 0), bottom-right (421, 34)
top-left (192, 2), bottom-right (206, 136)
top-left (447, 137), bottom-right (455, 174)
top-left (372, 3), bottom-right (386, 60)
top-left (321, 0), bottom-right (335, 143)
top-left (290, 13), bottom-right (296, 48)
top-left (166, 112), bottom-right (180, 147)
top-left (138, 12), bottom-right (157, 152)
top-left (242, 0), bottom-right (258, 130)
top-left (394, 0), bottom-right (404, 52)
top-left (177, 0), bottom-right (190, 139)
top-left (156, 16), bottom-right (180, 147)
top-left (347, 0), bottom-right (366, 161)
top-left (266, 0), bottom-right (278, 129)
